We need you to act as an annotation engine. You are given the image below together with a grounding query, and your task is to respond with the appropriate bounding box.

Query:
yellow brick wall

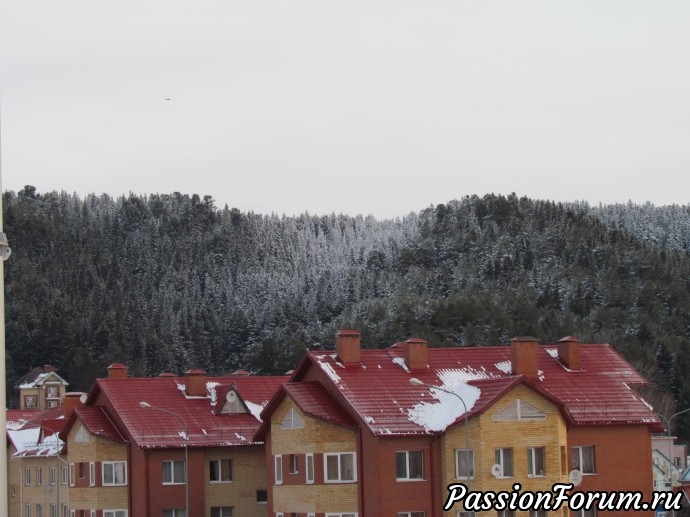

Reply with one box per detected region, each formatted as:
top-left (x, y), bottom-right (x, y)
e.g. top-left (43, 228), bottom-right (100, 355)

top-left (440, 383), bottom-right (569, 517)
top-left (271, 397), bottom-right (359, 514)
top-left (204, 445), bottom-right (268, 517)
top-left (8, 453), bottom-right (70, 517)
top-left (66, 419), bottom-right (129, 511)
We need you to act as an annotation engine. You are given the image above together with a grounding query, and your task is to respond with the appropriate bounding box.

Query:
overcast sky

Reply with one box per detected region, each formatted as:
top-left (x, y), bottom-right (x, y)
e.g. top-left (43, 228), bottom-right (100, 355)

top-left (1, 1), bottom-right (689, 219)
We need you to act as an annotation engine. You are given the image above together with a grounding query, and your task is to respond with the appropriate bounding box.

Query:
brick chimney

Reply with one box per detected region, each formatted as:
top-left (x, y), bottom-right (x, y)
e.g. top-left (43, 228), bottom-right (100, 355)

top-left (63, 392), bottom-right (86, 419)
top-left (557, 336), bottom-right (582, 370)
top-left (107, 363), bottom-right (129, 379)
top-left (510, 337), bottom-right (540, 377)
top-left (336, 330), bottom-right (361, 367)
top-left (403, 338), bottom-right (428, 371)
top-left (185, 368), bottom-right (207, 397)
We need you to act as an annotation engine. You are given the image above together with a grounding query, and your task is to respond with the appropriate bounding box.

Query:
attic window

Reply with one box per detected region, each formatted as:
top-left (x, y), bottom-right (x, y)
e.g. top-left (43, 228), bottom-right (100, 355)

top-left (493, 399), bottom-right (546, 421)
top-left (281, 408), bottom-right (305, 429)
top-left (220, 390), bottom-right (247, 415)
top-left (75, 426), bottom-right (90, 443)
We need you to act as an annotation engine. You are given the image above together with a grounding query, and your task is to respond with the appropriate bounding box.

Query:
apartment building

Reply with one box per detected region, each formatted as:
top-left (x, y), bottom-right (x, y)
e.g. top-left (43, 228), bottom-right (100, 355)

top-left (257, 331), bottom-right (662, 517)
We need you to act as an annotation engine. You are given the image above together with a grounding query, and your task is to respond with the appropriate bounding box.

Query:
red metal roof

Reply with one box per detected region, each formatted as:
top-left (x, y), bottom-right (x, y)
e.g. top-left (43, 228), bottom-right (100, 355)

top-left (300, 343), bottom-right (660, 436)
top-left (73, 407), bottom-right (127, 444)
top-left (92, 374), bottom-right (288, 449)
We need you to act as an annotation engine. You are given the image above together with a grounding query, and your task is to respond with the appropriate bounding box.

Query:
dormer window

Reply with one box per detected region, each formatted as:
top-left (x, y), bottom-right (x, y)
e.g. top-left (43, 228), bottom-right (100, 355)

top-left (281, 408), bottom-right (305, 429)
top-left (75, 426), bottom-right (90, 443)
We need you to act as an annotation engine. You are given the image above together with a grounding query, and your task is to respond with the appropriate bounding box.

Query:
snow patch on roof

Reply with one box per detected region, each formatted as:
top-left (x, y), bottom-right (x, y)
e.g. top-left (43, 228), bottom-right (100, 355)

top-left (407, 370), bottom-right (482, 432)
top-left (392, 357), bottom-right (410, 373)
top-left (317, 357), bottom-right (342, 384)
top-left (494, 361), bottom-right (511, 374)
top-left (538, 370), bottom-right (545, 382)
top-left (546, 348), bottom-right (559, 358)
top-left (244, 400), bottom-right (267, 422)
top-left (235, 432), bottom-right (247, 441)
top-left (329, 354), bottom-right (345, 369)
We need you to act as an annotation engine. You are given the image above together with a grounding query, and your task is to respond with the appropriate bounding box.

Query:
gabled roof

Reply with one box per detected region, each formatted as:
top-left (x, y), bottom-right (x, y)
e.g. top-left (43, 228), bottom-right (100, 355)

top-left (255, 381), bottom-right (357, 440)
top-left (7, 409), bottom-right (67, 456)
top-left (71, 407), bottom-right (128, 444)
top-left (15, 367), bottom-right (68, 389)
top-left (294, 342), bottom-right (660, 436)
top-left (83, 374), bottom-right (288, 449)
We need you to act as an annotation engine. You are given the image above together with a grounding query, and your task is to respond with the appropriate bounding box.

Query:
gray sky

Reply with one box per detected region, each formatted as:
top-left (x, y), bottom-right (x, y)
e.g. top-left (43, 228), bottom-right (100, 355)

top-left (1, 1), bottom-right (689, 219)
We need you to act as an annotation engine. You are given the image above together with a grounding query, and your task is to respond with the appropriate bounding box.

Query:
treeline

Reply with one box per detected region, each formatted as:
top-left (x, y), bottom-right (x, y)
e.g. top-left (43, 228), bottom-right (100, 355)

top-left (4, 187), bottom-right (690, 439)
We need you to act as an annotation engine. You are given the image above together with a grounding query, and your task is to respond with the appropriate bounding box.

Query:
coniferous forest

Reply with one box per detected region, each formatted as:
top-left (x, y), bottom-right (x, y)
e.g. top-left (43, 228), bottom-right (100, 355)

top-left (4, 186), bottom-right (690, 440)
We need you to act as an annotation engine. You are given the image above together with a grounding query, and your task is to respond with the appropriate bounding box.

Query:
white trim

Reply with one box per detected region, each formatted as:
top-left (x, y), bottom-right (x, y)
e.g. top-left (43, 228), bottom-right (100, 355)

top-left (323, 452), bottom-right (357, 483)
top-left (306, 453), bottom-right (314, 484)
top-left (274, 455), bottom-right (283, 485)
top-left (102, 461), bottom-right (128, 486)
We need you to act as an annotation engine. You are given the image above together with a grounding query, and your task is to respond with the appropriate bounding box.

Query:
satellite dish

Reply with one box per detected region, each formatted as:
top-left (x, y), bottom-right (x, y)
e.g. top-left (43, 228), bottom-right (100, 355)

top-left (79, 394), bottom-right (88, 404)
top-left (569, 469), bottom-right (583, 486)
top-left (491, 463), bottom-right (503, 478)
top-left (44, 485), bottom-right (52, 494)
top-left (226, 390), bottom-right (237, 403)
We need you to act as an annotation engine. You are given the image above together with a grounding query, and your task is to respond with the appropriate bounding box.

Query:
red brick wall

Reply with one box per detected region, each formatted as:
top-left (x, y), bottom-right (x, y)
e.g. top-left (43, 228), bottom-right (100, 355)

top-left (568, 424), bottom-right (655, 516)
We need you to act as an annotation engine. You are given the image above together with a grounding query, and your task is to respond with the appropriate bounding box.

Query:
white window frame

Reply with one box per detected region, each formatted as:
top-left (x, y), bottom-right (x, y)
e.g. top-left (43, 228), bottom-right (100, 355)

top-left (103, 511), bottom-right (128, 517)
top-left (281, 408), bottom-right (305, 429)
top-left (210, 508), bottom-right (234, 517)
top-left (36, 467), bottom-right (43, 486)
top-left (396, 450), bottom-right (424, 481)
top-left (275, 455), bottom-right (283, 485)
top-left (527, 447), bottom-right (546, 477)
top-left (324, 513), bottom-right (358, 517)
top-left (25, 467), bottom-right (31, 486)
top-left (61, 466), bottom-right (68, 485)
top-left (455, 449), bottom-right (474, 479)
top-left (49, 504), bottom-right (57, 517)
top-left (306, 453), bottom-right (314, 484)
top-left (324, 452), bottom-right (357, 483)
top-left (26, 503), bottom-right (32, 517)
top-left (49, 466), bottom-right (56, 485)
top-left (68, 464), bottom-right (75, 487)
top-left (256, 489), bottom-right (268, 504)
top-left (89, 462), bottom-right (95, 487)
top-left (162, 460), bottom-right (186, 485)
top-left (209, 459), bottom-right (233, 483)
top-left (572, 445), bottom-right (596, 475)
top-left (102, 461), bottom-right (127, 486)
top-left (495, 447), bottom-right (514, 477)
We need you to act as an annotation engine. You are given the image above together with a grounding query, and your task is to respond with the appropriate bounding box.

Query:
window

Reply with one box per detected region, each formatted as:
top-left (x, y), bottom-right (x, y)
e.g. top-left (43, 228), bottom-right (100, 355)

top-left (25, 468), bottom-right (31, 486)
top-left (571, 446), bottom-right (596, 475)
top-left (281, 408), bottom-right (305, 429)
top-left (574, 511), bottom-right (597, 517)
top-left (530, 511), bottom-right (547, 517)
top-left (495, 448), bottom-right (514, 477)
top-left (209, 459), bottom-right (232, 482)
top-left (527, 447), bottom-right (546, 477)
top-left (50, 504), bottom-right (57, 517)
top-left (11, 484), bottom-right (16, 497)
top-left (103, 512), bottom-right (127, 517)
top-left (456, 513), bottom-right (476, 517)
top-left (306, 453), bottom-right (314, 484)
top-left (162, 460), bottom-right (186, 484)
top-left (210, 508), bottom-right (233, 517)
top-left (324, 514), bottom-right (357, 517)
top-left (324, 452), bottom-right (356, 483)
top-left (75, 426), bottom-right (90, 443)
top-left (493, 399), bottom-right (545, 421)
top-left (455, 449), bottom-right (474, 479)
top-left (103, 461), bottom-right (127, 485)
top-left (26, 504), bottom-right (31, 517)
top-left (47, 386), bottom-right (59, 398)
top-left (396, 451), bottom-right (424, 480)
top-left (36, 504), bottom-right (42, 517)
top-left (289, 454), bottom-right (299, 474)
top-left (89, 462), bottom-right (95, 486)
top-left (61, 466), bottom-right (68, 485)
top-left (497, 512), bottom-right (515, 517)
top-left (162, 511), bottom-right (186, 517)
top-left (256, 489), bottom-right (268, 504)
top-left (398, 513), bottom-right (425, 517)
top-left (49, 467), bottom-right (56, 485)
top-left (275, 455), bottom-right (283, 485)
top-left (47, 400), bottom-right (59, 408)
top-left (25, 395), bottom-right (37, 409)
top-left (69, 464), bottom-right (75, 487)
top-left (36, 467), bottom-right (43, 486)
top-left (78, 463), bottom-right (85, 479)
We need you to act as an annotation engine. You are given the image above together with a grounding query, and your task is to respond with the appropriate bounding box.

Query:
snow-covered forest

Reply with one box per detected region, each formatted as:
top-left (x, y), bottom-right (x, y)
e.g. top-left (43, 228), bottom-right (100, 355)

top-left (4, 187), bottom-right (690, 438)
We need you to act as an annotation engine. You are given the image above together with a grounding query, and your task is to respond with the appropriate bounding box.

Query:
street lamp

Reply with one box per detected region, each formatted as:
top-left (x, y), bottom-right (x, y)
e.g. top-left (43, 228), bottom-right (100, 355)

top-left (409, 377), bottom-right (471, 491)
top-left (17, 420), bottom-right (67, 516)
top-left (139, 401), bottom-right (189, 517)
top-left (656, 407), bottom-right (690, 517)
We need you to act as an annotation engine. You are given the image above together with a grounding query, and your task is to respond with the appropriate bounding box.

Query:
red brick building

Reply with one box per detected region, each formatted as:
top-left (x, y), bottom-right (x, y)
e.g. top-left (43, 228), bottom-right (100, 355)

top-left (257, 331), bottom-right (662, 517)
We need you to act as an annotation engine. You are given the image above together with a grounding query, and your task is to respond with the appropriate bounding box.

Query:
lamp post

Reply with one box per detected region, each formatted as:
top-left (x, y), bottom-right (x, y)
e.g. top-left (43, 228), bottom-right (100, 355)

top-left (17, 420), bottom-right (67, 516)
top-left (139, 401), bottom-right (189, 517)
top-left (409, 377), bottom-right (471, 491)
top-left (656, 407), bottom-right (690, 517)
